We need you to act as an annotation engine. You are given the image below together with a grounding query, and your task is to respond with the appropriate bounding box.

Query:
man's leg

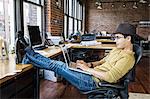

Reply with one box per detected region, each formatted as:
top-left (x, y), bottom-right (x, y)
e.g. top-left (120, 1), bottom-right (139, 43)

top-left (58, 68), bottom-right (97, 91)
top-left (22, 48), bottom-right (97, 91)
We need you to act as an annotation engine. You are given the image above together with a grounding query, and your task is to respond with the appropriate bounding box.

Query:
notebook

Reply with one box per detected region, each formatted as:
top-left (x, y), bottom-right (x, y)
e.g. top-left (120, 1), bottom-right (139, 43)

top-left (59, 45), bottom-right (92, 75)
top-left (68, 67), bottom-right (92, 75)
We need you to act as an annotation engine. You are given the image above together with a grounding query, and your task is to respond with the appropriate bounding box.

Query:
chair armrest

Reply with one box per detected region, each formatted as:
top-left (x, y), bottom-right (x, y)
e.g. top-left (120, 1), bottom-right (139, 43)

top-left (98, 82), bottom-right (124, 89)
top-left (80, 80), bottom-right (130, 95)
top-left (98, 79), bottom-right (130, 89)
top-left (81, 88), bottom-right (109, 95)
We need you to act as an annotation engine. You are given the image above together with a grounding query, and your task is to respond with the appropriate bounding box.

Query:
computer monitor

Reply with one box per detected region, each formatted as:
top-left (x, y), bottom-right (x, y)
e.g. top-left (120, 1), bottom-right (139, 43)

top-left (28, 25), bottom-right (43, 47)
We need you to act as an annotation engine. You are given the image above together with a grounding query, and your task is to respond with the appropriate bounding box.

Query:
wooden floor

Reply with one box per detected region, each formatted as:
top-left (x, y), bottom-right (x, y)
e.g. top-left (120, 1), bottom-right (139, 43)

top-left (40, 56), bottom-right (150, 99)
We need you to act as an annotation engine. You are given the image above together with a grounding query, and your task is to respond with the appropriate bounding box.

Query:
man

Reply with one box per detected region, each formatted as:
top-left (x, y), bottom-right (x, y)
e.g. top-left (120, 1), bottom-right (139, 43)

top-left (22, 23), bottom-right (136, 91)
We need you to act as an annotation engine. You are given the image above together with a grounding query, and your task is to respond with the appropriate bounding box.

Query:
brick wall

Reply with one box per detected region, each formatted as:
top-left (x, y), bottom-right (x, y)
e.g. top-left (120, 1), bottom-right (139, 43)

top-left (45, 0), bottom-right (64, 36)
top-left (85, 0), bottom-right (149, 39)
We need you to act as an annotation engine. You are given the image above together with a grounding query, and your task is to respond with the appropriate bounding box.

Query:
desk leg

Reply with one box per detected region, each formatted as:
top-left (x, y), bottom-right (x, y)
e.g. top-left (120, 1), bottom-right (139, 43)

top-left (34, 67), bottom-right (40, 99)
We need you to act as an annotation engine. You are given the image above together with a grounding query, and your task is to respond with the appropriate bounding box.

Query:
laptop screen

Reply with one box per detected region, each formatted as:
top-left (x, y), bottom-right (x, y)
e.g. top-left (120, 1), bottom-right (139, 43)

top-left (28, 25), bottom-right (42, 46)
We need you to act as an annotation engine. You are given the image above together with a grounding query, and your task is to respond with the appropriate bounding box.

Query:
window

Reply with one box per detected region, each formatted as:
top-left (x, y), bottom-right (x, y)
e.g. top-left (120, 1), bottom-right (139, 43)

top-left (23, 0), bottom-right (44, 40)
top-left (64, 0), bottom-right (66, 13)
top-left (69, 0), bottom-right (73, 16)
top-left (78, 20), bottom-right (81, 31)
top-left (76, 1), bottom-right (79, 19)
top-left (26, 0), bottom-right (44, 5)
top-left (64, 0), bottom-right (68, 14)
top-left (64, 15), bottom-right (67, 39)
top-left (64, 0), bottom-right (83, 40)
top-left (79, 4), bottom-right (83, 20)
top-left (0, 0), bottom-right (15, 52)
top-left (68, 17), bottom-right (73, 36)
top-left (74, 0), bottom-right (77, 18)
top-left (26, 0), bottom-right (40, 4)
top-left (74, 19), bottom-right (77, 33)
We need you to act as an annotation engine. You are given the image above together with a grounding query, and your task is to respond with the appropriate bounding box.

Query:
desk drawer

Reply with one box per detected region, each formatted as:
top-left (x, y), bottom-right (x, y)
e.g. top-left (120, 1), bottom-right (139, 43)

top-left (15, 68), bottom-right (34, 93)
top-left (15, 84), bottom-right (34, 98)
top-left (0, 68), bottom-right (38, 99)
top-left (0, 80), bottom-right (16, 99)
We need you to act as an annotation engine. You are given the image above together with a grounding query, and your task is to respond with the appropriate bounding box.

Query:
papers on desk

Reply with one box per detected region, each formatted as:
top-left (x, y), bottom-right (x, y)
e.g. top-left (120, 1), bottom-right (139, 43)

top-left (80, 40), bottom-right (101, 46)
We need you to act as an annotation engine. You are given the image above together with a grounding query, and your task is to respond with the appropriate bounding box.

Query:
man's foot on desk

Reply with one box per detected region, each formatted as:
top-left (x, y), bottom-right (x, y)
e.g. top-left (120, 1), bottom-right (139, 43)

top-left (17, 31), bottom-right (29, 48)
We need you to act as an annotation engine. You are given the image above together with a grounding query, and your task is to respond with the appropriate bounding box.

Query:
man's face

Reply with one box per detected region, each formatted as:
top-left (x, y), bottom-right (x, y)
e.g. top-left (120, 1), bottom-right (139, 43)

top-left (114, 34), bottom-right (127, 49)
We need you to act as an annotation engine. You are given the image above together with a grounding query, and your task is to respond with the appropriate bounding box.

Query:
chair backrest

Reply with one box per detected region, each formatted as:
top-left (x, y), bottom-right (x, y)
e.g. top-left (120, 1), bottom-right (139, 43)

top-left (133, 44), bottom-right (143, 64)
top-left (124, 44), bottom-right (143, 82)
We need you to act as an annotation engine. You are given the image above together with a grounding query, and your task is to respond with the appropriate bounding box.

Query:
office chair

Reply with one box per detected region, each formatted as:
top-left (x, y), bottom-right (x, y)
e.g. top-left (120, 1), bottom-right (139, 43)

top-left (80, 44), bottom-right (143, 99)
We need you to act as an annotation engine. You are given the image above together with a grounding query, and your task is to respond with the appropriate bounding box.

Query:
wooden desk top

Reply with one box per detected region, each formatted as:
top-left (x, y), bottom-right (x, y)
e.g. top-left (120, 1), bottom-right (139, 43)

top-left (0, 46), bottom-right (64, 81)
top-left (70, 44), bottom-right (116, 49)
top-left (96, 39), bottom-right (115, 43)
top-left (35, 46), bottom-right (63, 58)
top-left (96, 36), bottom-right (112, 39)
top-left (0, 54), bottom-right (32, 85)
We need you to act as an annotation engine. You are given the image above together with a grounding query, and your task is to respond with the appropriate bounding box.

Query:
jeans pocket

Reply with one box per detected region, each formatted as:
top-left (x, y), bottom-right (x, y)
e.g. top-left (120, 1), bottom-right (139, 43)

top-left (79, 74), bottom-right (96, 91)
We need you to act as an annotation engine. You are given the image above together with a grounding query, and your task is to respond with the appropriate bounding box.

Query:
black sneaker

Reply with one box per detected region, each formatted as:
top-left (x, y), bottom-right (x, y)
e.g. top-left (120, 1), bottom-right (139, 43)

top-left (17, 31), bottom-right (29, 48)
top-left (16, 31), bottom-right (30, 63)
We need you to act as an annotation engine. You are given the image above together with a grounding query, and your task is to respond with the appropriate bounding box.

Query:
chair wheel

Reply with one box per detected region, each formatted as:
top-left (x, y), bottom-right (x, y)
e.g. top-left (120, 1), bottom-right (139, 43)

top-left (104, 89), bottom-right (119, 99)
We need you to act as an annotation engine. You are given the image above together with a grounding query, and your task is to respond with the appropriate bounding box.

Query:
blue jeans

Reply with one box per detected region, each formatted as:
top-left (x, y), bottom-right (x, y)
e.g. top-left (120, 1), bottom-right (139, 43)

top-left (22, 48), bottom-right (97, 91)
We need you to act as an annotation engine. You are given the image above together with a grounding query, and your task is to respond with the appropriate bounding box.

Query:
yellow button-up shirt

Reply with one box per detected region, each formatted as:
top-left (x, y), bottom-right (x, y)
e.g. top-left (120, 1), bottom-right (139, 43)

top-left (93, 48), bottom-right (135, 83)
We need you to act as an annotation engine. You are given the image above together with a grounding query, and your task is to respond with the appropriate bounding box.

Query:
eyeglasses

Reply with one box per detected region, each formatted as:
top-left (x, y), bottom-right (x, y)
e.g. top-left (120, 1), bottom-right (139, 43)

top-left (111, 36), bottom-right (124, 40)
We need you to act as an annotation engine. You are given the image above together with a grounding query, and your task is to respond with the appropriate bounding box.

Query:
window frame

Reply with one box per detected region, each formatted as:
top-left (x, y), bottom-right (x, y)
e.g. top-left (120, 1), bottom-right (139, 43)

top-left (64, 0), bottom-right (83, 40)
top-left (22, 0), bottom-right (45, 42)
top-left (23, 0), bottom-right (44, 30)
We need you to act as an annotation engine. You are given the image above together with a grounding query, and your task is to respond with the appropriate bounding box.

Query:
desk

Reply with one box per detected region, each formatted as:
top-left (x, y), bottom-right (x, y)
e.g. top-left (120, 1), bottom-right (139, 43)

top-left (35, 46), bottom-right (63, 58)
top-left (70, 44), bottom-right (116, 49)
top-left (34, 44), bottom-right (116, 56)
top-left (0, 54), bottom-right (32, 79)
top-left (67, 43), bottom-right (116, 62)
top-left (35, 44), bottom-right (116, 61)
top-left (96, 39), bottom-right (115, 44)
top-left (0, 46), bottom-right (68, 98)
top-left (96, 36), bottom-right (112, 39)
top-left (0, 54), bottom-right (39, 99)
top-left (0, 46), bottom-right (66, 98)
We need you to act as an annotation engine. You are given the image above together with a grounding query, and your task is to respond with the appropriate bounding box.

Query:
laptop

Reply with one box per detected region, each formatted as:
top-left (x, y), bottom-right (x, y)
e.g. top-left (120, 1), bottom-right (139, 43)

top-left (28, 25), bottom-right (47, 50)
top-left (59, 45), bottom-right (92, 75)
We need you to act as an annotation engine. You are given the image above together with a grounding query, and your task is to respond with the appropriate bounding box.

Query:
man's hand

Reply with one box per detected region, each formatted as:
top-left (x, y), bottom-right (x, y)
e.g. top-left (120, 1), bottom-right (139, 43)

top-left (76, 62), bottom-right (89, 71)
top-left (76, 60), bottom-right (92, 68)
top-left (76, 60), bottom-right (106, 81)
top-left (76, 60), bottom-right (86, 65)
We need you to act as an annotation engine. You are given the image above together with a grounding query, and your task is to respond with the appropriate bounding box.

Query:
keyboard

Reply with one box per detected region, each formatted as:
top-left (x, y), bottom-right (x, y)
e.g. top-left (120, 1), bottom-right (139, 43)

top-left (34, 45), bottom-right (48, 50)
top-left (68, 67), bottom-right (92, 75)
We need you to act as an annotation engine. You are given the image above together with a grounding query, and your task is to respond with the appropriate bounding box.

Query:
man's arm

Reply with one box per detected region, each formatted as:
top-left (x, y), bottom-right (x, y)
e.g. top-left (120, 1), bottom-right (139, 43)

top-left (90, 50), bottom-right (113, 67)
top-left (91, 48), bottom-right (117, 67)
top-left (76, 63), bottom-right (107, 80)
top-left (76, 59), bottom-right (105, 68)
top-left (90, 60), bottom-right (105, 67)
